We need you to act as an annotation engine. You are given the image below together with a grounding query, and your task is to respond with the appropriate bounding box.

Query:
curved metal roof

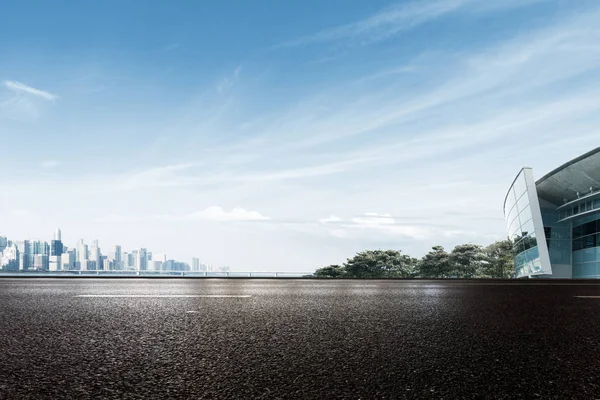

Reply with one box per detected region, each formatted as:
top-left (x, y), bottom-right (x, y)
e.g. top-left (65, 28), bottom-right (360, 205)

top-left (536, 147), bottom-right (600, 205)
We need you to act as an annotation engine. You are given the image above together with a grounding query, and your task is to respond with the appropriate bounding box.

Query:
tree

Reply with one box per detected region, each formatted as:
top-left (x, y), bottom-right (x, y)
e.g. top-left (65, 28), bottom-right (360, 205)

top-left (416, 246), bottom-right (451, 278)
top-left (314, 265), bottom-right (345, 278)
top-left (344, 250), bottom-right (417, 278)
top-left (449, 244), bottom-right (486, 278)
top-left (481, 240), bottom-right (514, 278)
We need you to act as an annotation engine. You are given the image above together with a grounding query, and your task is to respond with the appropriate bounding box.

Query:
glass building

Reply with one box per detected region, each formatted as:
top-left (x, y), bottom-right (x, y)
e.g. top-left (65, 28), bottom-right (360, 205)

top-left (504, 147), bottom-right (600, 278)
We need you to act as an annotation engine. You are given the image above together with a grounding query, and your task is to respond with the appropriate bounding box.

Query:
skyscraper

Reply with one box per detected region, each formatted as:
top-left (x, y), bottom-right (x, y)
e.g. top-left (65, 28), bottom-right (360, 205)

top-left (75, 239), bottom-right (88, 270)
top-left (192, 258), bottom-right (200, 272)
top-left (61, 250), bottom-right (76, 270)
top-left (110, 245), bottom-right (122, 266)
top-left (0, 236), bottom-right (7, 254)
top-left (135, 248), bottom-right (147, 271)
top-left (34, 254), bottom-right (49, 270)
top-left (90, 240), bottom-right (101, 270)
top-left (15, 240), bottom-right (31, 270)
top-left (1, 244), bottom-right (19, 271)
top-left (50, 229), bottom-right (64, 271)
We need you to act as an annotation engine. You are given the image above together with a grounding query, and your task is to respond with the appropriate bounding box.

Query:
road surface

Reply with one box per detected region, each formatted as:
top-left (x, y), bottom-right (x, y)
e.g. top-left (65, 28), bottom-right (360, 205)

top-left (1, 278), bottom-right (599, 399)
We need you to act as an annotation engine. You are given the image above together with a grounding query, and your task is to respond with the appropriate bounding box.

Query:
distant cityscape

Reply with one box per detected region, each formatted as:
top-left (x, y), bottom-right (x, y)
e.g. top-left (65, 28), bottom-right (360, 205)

top-left (0, 229), bottom-right (230, 273)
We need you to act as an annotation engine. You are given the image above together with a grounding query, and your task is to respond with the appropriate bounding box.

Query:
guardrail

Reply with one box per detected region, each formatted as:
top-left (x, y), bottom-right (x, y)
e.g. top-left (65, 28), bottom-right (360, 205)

top-left (0, 270), bottom-right (315, 278)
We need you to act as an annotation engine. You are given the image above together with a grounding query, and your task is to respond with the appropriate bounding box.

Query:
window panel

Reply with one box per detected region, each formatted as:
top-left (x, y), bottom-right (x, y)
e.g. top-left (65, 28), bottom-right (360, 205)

top-left (516, 192), bottom-right (530, 214)
top-left (504, 188), bottom-right (517, 216)
top-left (573, 250), bottom-right (584, 264)
top-left (584, 221), bottom-right (598, 236)
top-left (573, 224), bottom-right (584, 238)
top-left (522, 234), bottom-right (537, 251)
top-left (573, 263), bottom-right (599, 278)
top-left (513, 175), bottom-right (527, 199)
top-left (581, 247), bottom-right (597, 262)
top-left (583, 235), bottom-right (596, 249)
top-left (519, 206), bottom-right (532, 225)
top-left (520, 218), bottom-right (535, 237)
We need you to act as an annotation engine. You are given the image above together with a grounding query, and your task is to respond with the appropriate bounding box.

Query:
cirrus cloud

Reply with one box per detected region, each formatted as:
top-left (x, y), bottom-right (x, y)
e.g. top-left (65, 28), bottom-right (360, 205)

top-left (4, 81), bottom-right (58, 101)
top-left (159, 206), bottom-right (271, 222)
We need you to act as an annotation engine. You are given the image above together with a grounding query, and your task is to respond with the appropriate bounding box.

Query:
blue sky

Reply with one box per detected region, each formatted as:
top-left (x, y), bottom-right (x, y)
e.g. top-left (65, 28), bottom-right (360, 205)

top-left (2, 0), bottom-right (599, 271)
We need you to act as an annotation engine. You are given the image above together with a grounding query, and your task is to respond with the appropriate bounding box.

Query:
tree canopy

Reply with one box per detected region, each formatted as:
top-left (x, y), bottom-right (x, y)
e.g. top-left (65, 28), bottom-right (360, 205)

top-left (314, 240), bottom-right (514, 279)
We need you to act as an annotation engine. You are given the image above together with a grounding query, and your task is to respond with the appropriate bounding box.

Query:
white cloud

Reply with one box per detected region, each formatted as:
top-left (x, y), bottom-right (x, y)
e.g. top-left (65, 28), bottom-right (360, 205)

top-left (216, 78), bottom-right (234, 93)
top-left (170, 206), bottom-right (271, 222)
top-left (352, 212), bottom-right (396, 226)
top-left (216, 65), bottom-right (243, 93)
top-left (278, 0), bottom-right (547, 47)
top-left (4, 81), bottom-right (58, 101)
top-left (319, 215), bottom-right (342, 224)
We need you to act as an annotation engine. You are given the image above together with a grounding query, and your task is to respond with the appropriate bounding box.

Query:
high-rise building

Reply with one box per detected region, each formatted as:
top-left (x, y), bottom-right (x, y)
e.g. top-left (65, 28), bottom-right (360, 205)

top-left (102, 256), bottom-right (113, 271)
top-left (192, 258), bottom-right (200, 272)
top-left (15, 240), bottom-right (31, 270)
top-left (1, 244), bottom-right (19, 271)
top-left (50, 229), bottom-right (64, 271)
top-left (89, 240), bottom-right (101, 270)
top-left (61, 250), bottom-right (76, 270)
top-left (135, 248), bottom-right (147, 271)
top-left (33, 254), bottom-right (49, 270)
top-left (122, 252), bottom-right (131, 269)
top-left (76, 239), bottom-right (88, 269)
top-left (0, 236), bottom-right (7, 254)
top-left (29, 240), bottom-right (49, 270)
top-left (110, 245), bottom-right (122, 264)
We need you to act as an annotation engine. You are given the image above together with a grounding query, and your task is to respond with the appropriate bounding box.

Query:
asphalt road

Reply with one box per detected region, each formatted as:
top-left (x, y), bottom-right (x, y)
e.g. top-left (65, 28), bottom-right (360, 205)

top-left (1, 279), bottom-right (600, 399)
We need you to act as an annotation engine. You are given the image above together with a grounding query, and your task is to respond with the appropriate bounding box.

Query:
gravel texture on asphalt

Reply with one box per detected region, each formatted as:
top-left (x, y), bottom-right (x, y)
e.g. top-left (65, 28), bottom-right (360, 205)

top-left (0, 278), bottom-right (599, 399)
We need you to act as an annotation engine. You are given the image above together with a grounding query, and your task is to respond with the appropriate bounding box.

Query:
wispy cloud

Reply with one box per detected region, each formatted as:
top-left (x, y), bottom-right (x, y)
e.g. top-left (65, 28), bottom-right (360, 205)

top-left (318, 212), bottom-right (432, 240)
top-left (278, 0), bottom-right (546, 48)
top-left (216, 65), bottom-right (243, 93)
top-left (4, 81), bottom-right (58, 101)
top-left (160, 207), bottom-right (271, 222)
top-left (318, 215), bottom-right (342, 224)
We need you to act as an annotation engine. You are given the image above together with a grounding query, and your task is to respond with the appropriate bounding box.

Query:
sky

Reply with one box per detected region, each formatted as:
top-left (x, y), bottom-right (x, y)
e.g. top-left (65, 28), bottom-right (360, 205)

top-left (1, 0), bottom-right (600, 272)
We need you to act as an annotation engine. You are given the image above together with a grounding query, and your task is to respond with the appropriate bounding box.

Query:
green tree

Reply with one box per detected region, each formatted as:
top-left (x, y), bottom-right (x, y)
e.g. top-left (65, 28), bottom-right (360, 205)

top-left (415, 246), bottom-right (451, 278)
top-left (481, 240), bottom-right (514, 278)
top-left (449, 244), bottom-right (486, 278)
top-left (344, 250), bottom-right (417, 278)
top-left (314, 264), bottom-right (346, 278)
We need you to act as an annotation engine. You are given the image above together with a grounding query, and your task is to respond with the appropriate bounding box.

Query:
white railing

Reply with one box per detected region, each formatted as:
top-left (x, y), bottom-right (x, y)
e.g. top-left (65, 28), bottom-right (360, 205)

top-left (0, 270), bottom-right (315, 278)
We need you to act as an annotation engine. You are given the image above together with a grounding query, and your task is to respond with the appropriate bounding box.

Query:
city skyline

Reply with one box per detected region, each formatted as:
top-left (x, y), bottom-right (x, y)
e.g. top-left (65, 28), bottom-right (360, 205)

top-left (0, 228), bottom-right (225, 273)
top-left (2, 1), bottom-right (600, 271)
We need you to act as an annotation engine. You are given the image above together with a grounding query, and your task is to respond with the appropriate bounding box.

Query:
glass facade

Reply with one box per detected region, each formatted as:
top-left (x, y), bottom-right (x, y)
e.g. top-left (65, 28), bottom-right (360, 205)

top-left (505, 148), bottom-right (600, 278)
top-left (571, 214), bottom-right (600, 278)
top-left (504, 169), bottom-right (548, 278)
top-left (557, 196), bottom-right (600, 221)
top-left (541, 208), bottom-right (571, 265)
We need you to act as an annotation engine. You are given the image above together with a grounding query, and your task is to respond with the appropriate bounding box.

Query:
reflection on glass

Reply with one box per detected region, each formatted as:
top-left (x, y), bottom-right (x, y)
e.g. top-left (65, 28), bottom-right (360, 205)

top-left (521, 218), bottom-right (535, 237)
top-left (504, 187), bottom-right (517, 216)
top-left (519, 206), bottom-right (532, 225)
top-left (513, 173), bottom-right (527, 199)
top-left (516, 192), bottom-right (530, 214)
